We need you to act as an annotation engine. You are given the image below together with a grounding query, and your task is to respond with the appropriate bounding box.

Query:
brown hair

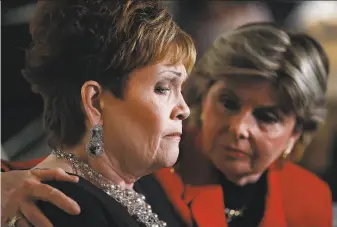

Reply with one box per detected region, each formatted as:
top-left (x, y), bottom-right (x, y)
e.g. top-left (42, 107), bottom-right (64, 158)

top-left (23, 0), bottom-right (196, 148)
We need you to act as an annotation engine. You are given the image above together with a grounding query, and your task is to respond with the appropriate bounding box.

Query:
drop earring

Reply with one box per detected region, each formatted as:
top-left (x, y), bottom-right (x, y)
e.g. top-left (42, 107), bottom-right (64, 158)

top-left (86, 125), bottom-right (104, 157)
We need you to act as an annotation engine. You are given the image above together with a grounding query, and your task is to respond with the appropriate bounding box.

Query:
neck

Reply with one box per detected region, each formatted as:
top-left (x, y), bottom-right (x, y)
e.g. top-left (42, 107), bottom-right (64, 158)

top-left (68, 145), bottom-right (137, 189)
top-left (220, 170), bottom-right (268, 210)
top-left (88, 151), bottom-right (136, 190)
top-left (223, 172), bottom-right (263, 186)
top-left (37, 144), bottom-right (135, 190)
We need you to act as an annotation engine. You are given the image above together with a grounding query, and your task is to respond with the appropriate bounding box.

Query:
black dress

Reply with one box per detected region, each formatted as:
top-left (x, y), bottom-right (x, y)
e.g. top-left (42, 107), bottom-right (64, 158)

top-left (37, 174), bottom-right (187, 227)
top-left (220, 170), bottom-right (268, 227)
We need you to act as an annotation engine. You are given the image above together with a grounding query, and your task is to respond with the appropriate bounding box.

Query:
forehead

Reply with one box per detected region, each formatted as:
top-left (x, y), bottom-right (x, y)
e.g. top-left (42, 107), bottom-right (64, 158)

top-left (212, 75), bottom-right (279, 106)
top-left (131, 61), bottom-right (188, 82)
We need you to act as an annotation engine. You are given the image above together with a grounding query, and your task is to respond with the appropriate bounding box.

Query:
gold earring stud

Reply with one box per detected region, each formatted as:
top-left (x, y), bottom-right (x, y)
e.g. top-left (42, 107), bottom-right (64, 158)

top-left (282, 151), bottom-right (289, 160)
top-left (200, 113), bottom-right (204, 121)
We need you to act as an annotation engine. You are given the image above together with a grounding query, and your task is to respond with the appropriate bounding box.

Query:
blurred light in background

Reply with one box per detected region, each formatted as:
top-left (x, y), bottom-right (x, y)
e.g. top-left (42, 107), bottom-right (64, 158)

top-left (3, 3), bottom-right (36, 26)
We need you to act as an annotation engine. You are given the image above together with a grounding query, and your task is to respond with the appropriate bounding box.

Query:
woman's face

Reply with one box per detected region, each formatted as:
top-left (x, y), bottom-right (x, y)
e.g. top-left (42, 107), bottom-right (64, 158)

top-left (201, 75), bottom-right (300, 184)
top-left (101, 60), bottom-right (190, 179)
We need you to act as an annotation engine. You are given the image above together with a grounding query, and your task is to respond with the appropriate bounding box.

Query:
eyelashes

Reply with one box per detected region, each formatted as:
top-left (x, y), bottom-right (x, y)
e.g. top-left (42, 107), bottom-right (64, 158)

top-left (219, 94), bottom-right (240, 111)
top-left (219, 94), bottom-right (281, 124)
top-left (155, 86), bottom-right (170, 95)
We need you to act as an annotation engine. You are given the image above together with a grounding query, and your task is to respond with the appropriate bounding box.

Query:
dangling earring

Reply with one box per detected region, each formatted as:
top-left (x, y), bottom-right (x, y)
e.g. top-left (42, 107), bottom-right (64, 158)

top-left (200, 112), bottom-right (204, 121)
top-left (282, 142), bottom-right (293, 160)
top-left (282, 150), bottom-right (289, 160)
top-left (86, 125), bottom-right (104, 157)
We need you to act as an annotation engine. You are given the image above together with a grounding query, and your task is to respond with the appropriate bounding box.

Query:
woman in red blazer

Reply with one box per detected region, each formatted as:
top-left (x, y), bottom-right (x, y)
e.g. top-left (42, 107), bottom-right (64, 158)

top-left (152, 23), bottom-right (332, 226)
top-left (1, 23), bottom-right (333, 227)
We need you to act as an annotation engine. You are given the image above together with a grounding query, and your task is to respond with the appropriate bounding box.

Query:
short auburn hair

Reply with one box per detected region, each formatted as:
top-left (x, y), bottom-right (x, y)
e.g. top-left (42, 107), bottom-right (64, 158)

top-left (23, 0), bottom-right (196, 148)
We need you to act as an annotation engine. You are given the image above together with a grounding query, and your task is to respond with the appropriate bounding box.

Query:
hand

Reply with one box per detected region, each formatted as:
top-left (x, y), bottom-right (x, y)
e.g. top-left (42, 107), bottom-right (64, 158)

top-left (1, 168), bottom-right (81, 227)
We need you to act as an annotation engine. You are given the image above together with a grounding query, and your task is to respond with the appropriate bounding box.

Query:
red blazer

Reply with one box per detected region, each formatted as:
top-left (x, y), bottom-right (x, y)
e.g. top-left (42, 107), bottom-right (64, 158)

top-left (1, 158), bottom-right (45, 172)
top-left (154, 163), bottom-right (333, 227)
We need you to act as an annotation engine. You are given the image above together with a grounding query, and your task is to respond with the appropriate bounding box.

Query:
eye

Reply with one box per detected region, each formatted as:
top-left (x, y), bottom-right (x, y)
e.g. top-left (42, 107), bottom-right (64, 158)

top-left (155, 85), bottom-right (170, 95)
top-left (220, 94), bottom-right (240, 111)
top-left (254, 110), bottom-right (280, 123)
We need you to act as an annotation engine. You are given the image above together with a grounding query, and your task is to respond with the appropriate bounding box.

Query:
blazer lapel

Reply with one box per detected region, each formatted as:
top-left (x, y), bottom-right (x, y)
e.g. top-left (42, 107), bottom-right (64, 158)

top-left (154, 168), bottom-right (193, 226)
top-left (187, 185), bottom-right (227, 227)
top-left (259, 169), bottom-right (287, 227)
top-left (155, 167), bottom-right (288, 227)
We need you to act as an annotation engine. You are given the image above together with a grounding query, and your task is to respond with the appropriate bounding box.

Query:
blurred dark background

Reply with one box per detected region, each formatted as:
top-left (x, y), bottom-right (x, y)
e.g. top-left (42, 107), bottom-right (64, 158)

top-left (2, 0), bottom-right (337, 222)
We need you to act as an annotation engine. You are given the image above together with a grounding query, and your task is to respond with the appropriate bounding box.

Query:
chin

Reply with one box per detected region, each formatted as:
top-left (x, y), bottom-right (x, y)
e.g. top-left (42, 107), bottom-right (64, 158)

top-left (166, 154), bottom-right (179, 167)
top-left (160, 149), bottom-right (179, 168)
top-left (216, 160), bottom-right (251, 179)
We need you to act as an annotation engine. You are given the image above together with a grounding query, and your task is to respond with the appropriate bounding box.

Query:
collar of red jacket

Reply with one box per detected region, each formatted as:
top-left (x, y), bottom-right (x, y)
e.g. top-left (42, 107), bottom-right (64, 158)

top-left (154, 129), bottom-right (287, 227)
top-left (154, 166), bottom-right (287, 227)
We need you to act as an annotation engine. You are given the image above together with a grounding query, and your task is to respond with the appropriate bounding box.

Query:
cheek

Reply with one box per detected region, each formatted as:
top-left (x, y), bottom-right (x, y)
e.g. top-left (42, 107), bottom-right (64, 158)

top-left (201, 99), bottom-right (223, 153)
top-left (126, 99), bottom-right (164, 146)
top-left (103, 99), bottom-right (164, 152)
top-left (253, 125), bottom-right (293, 162)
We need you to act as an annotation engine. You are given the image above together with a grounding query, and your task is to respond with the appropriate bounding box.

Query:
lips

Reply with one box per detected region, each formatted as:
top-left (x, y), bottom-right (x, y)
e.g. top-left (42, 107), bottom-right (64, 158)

top-left (165, 132), bottom-right (181, 137)
top-left (165, 132), bottom-right (182, 140)
top-left (224, 146), bottom-right (250, 157)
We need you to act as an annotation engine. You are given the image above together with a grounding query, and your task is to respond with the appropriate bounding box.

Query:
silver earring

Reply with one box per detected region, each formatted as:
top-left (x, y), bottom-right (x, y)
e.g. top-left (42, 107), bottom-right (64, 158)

top-left (86, 125), bottom-right (104, 157)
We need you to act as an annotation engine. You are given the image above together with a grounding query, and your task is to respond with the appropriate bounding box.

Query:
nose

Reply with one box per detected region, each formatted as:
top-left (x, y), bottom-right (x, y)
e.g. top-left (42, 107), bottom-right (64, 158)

top-left (228, 110), bottom-right (253, 140)
top-left (171, 94), bottom-right (190, 121)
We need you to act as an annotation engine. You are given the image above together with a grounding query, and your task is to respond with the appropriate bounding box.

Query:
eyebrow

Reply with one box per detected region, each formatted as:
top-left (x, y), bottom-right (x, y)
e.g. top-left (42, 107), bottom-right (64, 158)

top-left (219, 88), bottom-right (240, 100)
top-left (158, 70), bottom-right (182, 77)
top-left (255, 106), bottom-right (280, 112)
top-left (220, 88), bottom-right (279, 110)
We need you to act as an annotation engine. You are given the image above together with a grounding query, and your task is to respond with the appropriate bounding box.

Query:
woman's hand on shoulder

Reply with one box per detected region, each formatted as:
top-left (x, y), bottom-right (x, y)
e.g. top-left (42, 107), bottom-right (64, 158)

top-left (1, 168), bottom-right (80, 227)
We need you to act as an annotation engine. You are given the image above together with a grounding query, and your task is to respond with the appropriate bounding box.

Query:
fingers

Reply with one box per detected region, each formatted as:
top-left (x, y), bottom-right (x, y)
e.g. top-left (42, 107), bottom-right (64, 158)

top-left (2, 216), bottom-right (31, 227)
top-left (1, 196), bottom-right (31, 227)
top-left (14, 216), bottom-right (33, 227)
top-left (24, 180), bottom-right (81, 215)
top-left (1, 168), bottom-right (81, 227)
top-left (1, 190), bottom-right (22, 225)
top-left (20, 202), bottom-right (53, 227)
top-left (1, 180), bottom-right (80, 227)
top-left (30, 168), bottom-right (79, 183)
top-left (29, 168), bottom-right (80, 214)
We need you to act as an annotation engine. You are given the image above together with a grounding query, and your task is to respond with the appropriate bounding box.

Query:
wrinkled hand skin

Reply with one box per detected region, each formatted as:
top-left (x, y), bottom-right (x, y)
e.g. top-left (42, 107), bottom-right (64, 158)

top-left (1, 170), bottom-right (32, 209)
top-left (1, 170), bottom-right (33, 227)
top-left (1, 168), bottom-right (80, 227)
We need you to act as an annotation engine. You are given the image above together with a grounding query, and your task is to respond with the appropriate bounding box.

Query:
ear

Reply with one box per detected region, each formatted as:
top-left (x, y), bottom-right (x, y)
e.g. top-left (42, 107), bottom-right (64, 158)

top-left (291, 124), bottom-right (303, 145)
top-left (81, 80), bottom-right (104, 127)
top-left (285, 130), bottom-right (302, 155)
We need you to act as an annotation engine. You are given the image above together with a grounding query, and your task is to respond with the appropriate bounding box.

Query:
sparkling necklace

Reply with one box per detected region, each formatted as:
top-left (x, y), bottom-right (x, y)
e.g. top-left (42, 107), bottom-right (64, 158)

top-left (52, 149), bottom-right (167, 227)
top-left (225, 206), bottom-right (245, 223)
